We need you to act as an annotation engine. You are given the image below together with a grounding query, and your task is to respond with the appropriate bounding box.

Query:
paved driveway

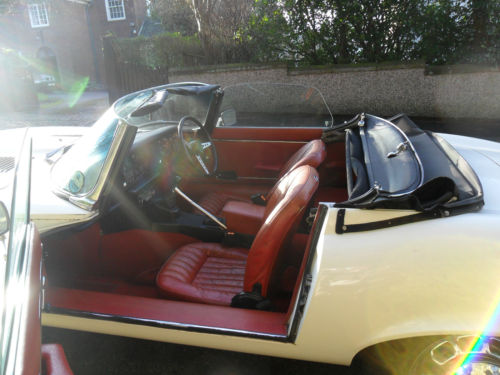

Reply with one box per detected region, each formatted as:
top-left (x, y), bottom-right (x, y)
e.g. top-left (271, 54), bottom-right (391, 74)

top-left (43, 327), bottom-right (356, 375)
top-left (0, 90), bottom-right (108, 130)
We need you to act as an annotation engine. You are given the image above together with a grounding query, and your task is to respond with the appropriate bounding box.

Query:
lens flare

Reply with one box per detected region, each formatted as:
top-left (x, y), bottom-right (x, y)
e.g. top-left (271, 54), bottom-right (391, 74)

top-left (67, 76), bottom-right (89, 108)
top-left (451, 289), bottom-right (500, 374)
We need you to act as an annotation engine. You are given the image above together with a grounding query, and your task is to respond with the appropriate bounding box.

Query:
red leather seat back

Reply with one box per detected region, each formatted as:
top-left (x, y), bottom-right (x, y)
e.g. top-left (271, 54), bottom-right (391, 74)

top-left (244, 165), bottom-right (319, 297)
top-left (266, 139), bottom-right (325, 200)
top-left (277, 139), bottom-right (326, 180)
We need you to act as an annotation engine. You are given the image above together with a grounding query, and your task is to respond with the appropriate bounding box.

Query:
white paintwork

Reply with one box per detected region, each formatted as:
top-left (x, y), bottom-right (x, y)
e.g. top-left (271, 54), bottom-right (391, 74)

top-left (295, 206), bottom-right (500, 365)
top-left (30, 155), bottom-right (96, 232)
top-left (439, 133), bottom-right (500, 167)
top-left (1, 127), bottom-right (93, 233)
top-left (29, 126), bottom-right (87, 155)
top-left (29, 127), bottom-right (95, 232)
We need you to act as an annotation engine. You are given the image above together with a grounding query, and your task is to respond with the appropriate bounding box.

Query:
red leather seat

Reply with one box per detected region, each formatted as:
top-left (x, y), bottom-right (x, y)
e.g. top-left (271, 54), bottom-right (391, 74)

top-left (157, 165), bottom-right (319, 306)
top-left (198, 139), bottom-right (326, 216)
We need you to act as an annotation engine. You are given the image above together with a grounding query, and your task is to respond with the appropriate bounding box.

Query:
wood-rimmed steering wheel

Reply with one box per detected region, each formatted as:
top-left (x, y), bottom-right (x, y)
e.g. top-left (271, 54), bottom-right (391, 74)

top-left (178, 116), bottom-right (218, 176)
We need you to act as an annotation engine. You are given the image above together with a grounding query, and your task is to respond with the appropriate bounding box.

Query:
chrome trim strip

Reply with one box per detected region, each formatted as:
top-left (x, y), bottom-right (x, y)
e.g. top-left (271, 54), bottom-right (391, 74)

top-left (37, 210), bottom-right (99, 237)
top-left (174, 187), bottom-right (227, 230)
top-left (287, 203), bottom-right (330, 341)
top-left (44, 308), bottom-right (289, 342)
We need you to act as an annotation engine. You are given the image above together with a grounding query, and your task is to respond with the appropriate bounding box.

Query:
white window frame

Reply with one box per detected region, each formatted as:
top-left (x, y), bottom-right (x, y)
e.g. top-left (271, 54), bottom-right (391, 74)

top-left (28, 2), bottom-right (49, 28)
top-left (105, 0), bottom-right (126, 22)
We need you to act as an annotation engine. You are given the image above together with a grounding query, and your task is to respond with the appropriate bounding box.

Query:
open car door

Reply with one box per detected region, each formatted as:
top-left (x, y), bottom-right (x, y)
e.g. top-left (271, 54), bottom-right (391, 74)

top-left (0, 131), bottom-right (73, 375)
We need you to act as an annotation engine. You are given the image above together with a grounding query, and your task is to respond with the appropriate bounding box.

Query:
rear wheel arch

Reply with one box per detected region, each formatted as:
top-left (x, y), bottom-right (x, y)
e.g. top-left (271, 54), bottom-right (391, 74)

top-left (351, 335), bottom-right (500, 375)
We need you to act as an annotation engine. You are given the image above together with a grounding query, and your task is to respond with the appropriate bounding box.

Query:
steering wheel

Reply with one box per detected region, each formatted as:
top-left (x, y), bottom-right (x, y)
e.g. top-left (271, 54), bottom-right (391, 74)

top-left (178, 116), bottom-right (218, 176)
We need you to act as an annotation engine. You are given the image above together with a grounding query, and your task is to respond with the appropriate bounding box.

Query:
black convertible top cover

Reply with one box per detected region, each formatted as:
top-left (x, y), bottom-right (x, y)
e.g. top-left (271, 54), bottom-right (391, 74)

top-left (326, 113), bottom-right (483, 212)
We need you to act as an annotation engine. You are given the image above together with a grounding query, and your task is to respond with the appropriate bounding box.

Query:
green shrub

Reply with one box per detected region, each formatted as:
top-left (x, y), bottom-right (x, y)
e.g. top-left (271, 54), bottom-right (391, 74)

top-left (110, 32), bottom-right (205, 69)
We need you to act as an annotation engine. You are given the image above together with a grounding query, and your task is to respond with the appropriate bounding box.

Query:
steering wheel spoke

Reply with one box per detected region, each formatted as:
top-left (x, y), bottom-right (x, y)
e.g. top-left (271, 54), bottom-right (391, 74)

top-left (195, 153), bottom-right (210, 175)
top-left (178, 116), bottom-right (218, 176)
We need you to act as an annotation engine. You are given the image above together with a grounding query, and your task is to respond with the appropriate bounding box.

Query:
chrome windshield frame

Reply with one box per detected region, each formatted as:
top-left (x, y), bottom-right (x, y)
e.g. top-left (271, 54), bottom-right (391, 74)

top-left (51, 120), bottom-right (132, 211)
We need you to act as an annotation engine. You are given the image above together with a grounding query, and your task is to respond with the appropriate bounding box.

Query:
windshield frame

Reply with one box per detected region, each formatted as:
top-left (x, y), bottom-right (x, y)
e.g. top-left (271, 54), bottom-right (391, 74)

top-left (51, 120), bottom-right (134, 211)
top-left (217, 82), bottom-right (334, 129)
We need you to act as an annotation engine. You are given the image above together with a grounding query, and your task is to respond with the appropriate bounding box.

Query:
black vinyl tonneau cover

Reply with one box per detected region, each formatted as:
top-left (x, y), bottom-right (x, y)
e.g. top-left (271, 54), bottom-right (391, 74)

top-left (324, 113), bottom-right (483, 213)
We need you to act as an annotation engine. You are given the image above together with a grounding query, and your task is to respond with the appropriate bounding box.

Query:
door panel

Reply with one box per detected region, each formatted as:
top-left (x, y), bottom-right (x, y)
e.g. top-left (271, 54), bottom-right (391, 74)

top-left (214, 139), bottom-right (306, 179)
top-left (212, 127), bottom-right (325, 179)
top-left (212, 127), bottom-right (346, 187)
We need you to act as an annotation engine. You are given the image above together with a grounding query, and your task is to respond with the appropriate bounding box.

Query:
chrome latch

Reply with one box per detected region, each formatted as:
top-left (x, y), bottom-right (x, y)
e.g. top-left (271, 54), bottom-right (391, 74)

top-left (387, 141), bottom-right (409, 158)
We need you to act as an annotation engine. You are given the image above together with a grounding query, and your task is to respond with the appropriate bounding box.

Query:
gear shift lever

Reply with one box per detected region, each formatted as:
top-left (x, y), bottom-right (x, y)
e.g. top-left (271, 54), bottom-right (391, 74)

top-left (174, 187), bottom-right (227, 230)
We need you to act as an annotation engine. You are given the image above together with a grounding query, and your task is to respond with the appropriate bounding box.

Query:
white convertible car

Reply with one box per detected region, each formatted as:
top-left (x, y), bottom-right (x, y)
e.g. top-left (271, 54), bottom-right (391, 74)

top-left (1, 82), bottom-right (499, 375)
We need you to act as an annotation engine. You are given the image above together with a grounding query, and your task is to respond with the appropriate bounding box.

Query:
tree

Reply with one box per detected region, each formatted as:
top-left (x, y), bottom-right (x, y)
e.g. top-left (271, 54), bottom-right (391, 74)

top-left (243, 0), bottom-right (290, 62)
top-left (188, 0), bottom-right (254, 63)
top-left (462, 0), bottom-right (499, 63)
top-left (145, 0), bottom-right (500, 66)
top-left (151, 0), bottom-right (198, 36)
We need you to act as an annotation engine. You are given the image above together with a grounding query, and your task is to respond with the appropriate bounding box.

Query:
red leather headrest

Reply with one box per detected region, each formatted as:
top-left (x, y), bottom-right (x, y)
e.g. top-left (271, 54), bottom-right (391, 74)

top-left (244, 165), bottom-right (319, 296)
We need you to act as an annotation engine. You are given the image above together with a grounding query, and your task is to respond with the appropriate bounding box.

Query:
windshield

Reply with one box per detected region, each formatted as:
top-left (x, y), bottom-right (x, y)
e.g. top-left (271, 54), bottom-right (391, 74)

top-left (218, 83), bottom-right (333, 127)
top-left (51, 108), bottom-right (119, 195)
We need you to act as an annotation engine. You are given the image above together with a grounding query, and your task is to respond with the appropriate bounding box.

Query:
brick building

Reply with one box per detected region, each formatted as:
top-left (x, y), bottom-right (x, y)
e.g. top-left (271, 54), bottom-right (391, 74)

top-left (0, 0), bottom-right (147, 86)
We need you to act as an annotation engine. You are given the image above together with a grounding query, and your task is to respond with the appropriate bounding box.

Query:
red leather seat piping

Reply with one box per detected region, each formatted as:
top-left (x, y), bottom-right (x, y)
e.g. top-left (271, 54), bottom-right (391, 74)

top-left (156, 242), bottom-right (248, 306)
top-left (198, 192), bottom-right (247, 217)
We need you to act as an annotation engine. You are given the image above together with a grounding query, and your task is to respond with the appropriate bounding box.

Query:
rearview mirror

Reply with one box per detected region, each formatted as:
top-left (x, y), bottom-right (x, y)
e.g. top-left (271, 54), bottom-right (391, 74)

top-left (130, 89), bottom-right (168, 117)
top-left (219, 109), bottom-right (237, 126)
top-left (0, 201), bottom-right (9, 236)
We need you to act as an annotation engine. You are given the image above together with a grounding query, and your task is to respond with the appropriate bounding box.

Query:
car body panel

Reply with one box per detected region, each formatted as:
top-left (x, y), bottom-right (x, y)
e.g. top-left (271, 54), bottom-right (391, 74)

top-left (0, 130), bottom-right (74, 375)
top-left (296, 205), bottom-right (500, 365)
top-left (1, 127), bottom-right (92, 233)
top-left (31, 155), bottom-right (97, 233)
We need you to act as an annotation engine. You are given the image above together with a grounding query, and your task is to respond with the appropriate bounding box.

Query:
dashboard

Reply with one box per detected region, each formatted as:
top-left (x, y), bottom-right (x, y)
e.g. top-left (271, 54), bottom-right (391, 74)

top-left (121, 126), bottom-right (178, 194)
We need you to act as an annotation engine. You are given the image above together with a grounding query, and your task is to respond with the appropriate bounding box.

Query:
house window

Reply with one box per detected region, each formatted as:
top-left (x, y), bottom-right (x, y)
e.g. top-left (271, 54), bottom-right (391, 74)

top-left (105, 0), bottom-right (126, 21)
top-left (28, 3), bottom-right (49, 28)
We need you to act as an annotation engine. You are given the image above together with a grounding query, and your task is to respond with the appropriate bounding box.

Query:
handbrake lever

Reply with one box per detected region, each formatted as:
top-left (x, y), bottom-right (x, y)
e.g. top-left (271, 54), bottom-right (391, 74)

top-left (174, 187), bottom-right (228, 230)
